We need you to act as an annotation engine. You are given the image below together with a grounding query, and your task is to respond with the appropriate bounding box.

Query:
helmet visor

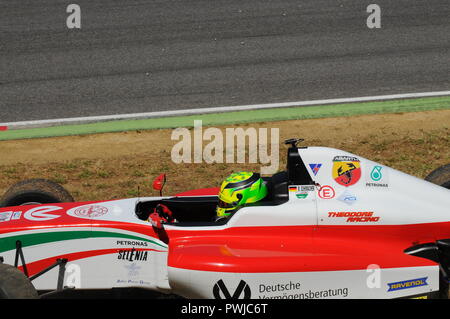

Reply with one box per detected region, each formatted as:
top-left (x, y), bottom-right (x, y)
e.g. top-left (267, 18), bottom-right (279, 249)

top-left (218, 199), bottom-right (236, 209)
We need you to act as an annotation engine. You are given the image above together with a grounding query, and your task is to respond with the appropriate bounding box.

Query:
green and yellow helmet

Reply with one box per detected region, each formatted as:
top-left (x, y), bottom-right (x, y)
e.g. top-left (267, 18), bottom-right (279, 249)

top-left (216, 172), bottom-right (268, 218)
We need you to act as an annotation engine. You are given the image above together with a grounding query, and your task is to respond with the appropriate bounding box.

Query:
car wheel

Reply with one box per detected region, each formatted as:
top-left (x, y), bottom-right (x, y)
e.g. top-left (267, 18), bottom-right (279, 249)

top-left (426, 164), bottom-right (450, 299)
top-left (0, 263), bottom-right (38, 299)
top-left (0, 179), bottom-right (74, 207)
top-left (425, 164), bottom-right (450, 190)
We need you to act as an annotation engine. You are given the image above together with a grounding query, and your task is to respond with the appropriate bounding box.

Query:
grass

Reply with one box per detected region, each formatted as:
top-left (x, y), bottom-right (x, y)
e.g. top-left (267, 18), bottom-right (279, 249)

top-left (0, 95), bottom-right (449, 141)
top-left (0, 124), bottom-right (448, 202)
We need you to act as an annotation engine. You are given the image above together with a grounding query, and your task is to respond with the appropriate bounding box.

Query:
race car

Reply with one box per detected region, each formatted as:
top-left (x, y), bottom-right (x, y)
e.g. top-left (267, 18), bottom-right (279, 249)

top-left (0, 138), bottom-right (449, 299)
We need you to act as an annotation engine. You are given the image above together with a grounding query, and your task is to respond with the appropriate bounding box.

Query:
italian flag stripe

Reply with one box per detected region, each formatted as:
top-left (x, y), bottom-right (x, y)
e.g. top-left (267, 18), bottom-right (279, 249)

top-left (0, 230), bottom-right (167, 253)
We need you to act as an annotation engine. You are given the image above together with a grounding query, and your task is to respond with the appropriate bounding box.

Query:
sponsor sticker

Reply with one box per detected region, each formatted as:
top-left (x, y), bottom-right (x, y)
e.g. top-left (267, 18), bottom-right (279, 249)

top-left (24, 206), bottom-right (62, 221)
top-left (116, 240), bottom-right (148, 247)
top-left (294, 185), bottom-right (315, 199)
top-left (300, 185), bottom-right (315, 192)
top-left (71, 205), bottom-right (108, 218)
top-left (0, 212), bottom-right (12, 222)
top-left (387, 277), bottom-right (428, 292)
top-left (328, 211), bottom-right (380, 223)
top-left (0, 211), bottom-right (26, 222)
top-left (332, 156), bottom-right (361, 187)
top-left (295, 192), bottom-right (308, 199)
top-left (337, 189), bottom-right (357, 205)
top-left (366, 165), bottom-right (389, 188)
top-left (117, 248), bottom-right (148, 262)
top-left (213, 279), bottom-right (251, 299)
top-left (318, 185), bottom-right (335, 199)
top-left (370, 165), bottom-right (383, 181)
top-left (117, 263), bottom-right (151, 286)
top-left (308, 163), bottom-right (322, 176)
top-left (11, 211), bottom-right (21, 220)
top-left (125, 263), bottom-right (141, 277)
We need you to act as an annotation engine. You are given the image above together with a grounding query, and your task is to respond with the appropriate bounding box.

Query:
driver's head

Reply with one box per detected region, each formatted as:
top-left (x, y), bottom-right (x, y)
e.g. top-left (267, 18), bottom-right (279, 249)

top-left (216, 172), bottom-right (268, 218)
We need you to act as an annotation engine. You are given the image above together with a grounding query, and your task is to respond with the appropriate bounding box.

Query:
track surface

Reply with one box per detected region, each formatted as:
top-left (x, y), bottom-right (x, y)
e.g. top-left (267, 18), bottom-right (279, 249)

top-left (0, 0), bottom-right (449, 123)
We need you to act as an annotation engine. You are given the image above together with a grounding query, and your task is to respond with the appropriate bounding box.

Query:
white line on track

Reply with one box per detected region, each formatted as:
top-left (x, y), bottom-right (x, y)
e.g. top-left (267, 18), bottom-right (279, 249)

top-left (2, 90), bottom-right (450, 129)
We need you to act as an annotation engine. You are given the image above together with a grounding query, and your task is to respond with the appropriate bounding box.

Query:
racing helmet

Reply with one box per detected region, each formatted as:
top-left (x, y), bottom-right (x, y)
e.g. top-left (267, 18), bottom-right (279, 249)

top-left (216, 172), bottom-right (268, 218)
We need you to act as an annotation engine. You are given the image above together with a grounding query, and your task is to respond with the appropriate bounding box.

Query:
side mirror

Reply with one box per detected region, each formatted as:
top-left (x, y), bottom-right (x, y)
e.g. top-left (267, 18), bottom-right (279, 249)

top-left (152, 173), bottom-right (166, 196)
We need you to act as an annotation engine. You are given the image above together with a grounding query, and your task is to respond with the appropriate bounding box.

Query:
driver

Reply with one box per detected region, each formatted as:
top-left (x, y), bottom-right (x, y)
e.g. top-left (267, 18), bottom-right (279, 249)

top-left (216, 171), bottom-right (268, 220)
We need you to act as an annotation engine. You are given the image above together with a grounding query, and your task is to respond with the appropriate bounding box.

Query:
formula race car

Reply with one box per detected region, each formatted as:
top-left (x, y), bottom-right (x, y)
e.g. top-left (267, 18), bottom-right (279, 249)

top-left (0, 138), bottom-right (449, 299)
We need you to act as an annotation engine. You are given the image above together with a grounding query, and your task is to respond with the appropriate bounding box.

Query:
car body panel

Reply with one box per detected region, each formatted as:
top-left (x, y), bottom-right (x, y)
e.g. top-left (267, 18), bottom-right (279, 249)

top-left (0, 199), bottom-right (169, 291)
top-left (168, 265), bottom-right (438, 299)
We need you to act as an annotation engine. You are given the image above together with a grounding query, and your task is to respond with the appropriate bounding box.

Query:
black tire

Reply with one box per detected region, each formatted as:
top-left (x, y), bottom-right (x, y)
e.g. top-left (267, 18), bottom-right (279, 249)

top-left (0, 263), bottom-right (38, 299)
top-left (426, 165), bottom-right (450, 299)
top-left (425, 164), bottom-right (450, 190)
top-left (0, 179), bottom-right (74, 207)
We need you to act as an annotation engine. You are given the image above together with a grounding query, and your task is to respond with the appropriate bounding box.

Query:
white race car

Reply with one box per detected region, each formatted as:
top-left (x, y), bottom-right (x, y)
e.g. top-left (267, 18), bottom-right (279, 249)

top-left (0, 138), bottom-right (449, 299)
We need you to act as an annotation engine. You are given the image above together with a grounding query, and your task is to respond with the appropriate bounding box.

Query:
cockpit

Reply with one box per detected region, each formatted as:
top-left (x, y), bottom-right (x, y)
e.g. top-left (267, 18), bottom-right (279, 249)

top-left (135, 138), bottom-right (314, 225)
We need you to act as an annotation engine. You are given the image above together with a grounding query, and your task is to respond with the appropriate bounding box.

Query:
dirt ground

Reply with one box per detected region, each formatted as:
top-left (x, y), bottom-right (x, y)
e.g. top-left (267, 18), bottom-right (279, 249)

top-left (0, 109), bottom-right (449, 201)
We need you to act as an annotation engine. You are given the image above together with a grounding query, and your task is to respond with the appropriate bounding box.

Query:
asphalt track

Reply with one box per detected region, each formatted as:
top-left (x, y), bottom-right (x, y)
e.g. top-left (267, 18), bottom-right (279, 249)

top-left (0, 0), bottom-right (449, 123)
